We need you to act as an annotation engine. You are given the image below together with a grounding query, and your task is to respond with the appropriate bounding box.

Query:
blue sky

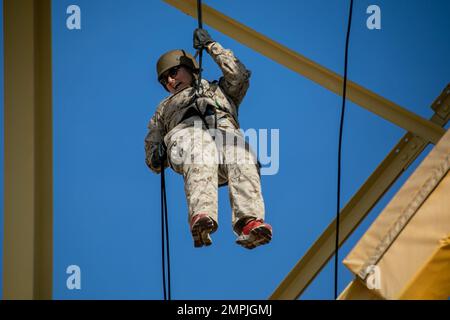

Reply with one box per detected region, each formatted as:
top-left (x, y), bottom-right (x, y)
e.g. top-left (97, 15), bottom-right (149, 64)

top-left (1, 0), bottom-right (449, 300)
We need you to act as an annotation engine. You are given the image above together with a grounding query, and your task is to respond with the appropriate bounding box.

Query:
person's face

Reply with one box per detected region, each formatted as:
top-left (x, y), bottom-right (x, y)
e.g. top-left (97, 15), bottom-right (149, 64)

top-left (160, 66), bottom-right (194, 94)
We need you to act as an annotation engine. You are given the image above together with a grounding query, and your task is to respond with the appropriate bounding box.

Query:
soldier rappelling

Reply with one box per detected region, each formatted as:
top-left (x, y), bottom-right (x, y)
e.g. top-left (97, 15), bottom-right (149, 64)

top-left (145, 28), bottom-right (272, 249)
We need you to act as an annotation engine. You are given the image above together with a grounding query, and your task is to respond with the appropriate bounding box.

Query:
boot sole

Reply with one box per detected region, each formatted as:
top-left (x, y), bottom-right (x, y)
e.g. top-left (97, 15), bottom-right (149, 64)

top-left (191, 216), bottom-right (215, 248)
top-left (236, 225), bottom-right (272, 249)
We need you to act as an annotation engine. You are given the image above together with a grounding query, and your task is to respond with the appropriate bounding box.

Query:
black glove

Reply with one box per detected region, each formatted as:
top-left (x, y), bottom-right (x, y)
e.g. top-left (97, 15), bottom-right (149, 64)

top-left (150, 143), bottom-right (167, 172)
top-left (158, 143), bottom-right (167, 160)
top-left (193, 28), bottom-right (214, 50)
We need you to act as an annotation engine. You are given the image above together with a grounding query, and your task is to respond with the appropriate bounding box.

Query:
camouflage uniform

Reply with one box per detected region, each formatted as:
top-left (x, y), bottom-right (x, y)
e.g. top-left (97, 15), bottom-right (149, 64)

top-left (145, 42), bottom-right (265, 234)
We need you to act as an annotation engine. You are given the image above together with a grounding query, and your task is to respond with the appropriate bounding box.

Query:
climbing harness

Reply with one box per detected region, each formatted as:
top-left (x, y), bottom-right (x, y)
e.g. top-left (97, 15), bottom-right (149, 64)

top-left (334, 0), bottom-right (354, 300)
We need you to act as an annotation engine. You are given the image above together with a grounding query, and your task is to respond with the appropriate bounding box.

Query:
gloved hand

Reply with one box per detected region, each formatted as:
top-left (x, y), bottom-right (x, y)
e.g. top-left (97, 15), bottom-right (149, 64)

top-left (150, 143), bottom-right (167, 172)
top-left (158, 143), bottom-right (167, 161)
top-left (193, 28), bottom-right (214, 50)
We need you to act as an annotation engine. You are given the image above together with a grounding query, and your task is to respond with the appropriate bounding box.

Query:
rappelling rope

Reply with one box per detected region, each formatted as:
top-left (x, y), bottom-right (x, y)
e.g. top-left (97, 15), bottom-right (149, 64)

top-left (335, 0), bottom-right (354, 300)
top-left (160, 147), bottom-right (171, 300)
top-left (159, 0), bottom-right (353, 300)
top-left (159, 0), bottom-right (205, 302)
top-left (196, 0), bottom-right (204, 90)
top-left (193, 0), bottom-right (217, 136)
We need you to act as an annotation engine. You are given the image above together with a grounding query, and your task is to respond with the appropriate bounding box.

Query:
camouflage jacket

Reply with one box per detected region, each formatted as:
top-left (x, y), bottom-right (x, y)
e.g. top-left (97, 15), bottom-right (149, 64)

top-left (145, 42), bottom-right (251, 173)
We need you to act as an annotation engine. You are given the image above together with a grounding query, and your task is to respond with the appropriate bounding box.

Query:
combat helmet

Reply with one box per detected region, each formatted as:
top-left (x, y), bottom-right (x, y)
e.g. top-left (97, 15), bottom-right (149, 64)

top-left (156, 49), bottom-right (199, 89)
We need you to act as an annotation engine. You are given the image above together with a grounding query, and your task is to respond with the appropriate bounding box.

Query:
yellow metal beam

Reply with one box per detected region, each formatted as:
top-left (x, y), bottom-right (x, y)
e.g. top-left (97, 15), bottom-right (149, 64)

top-left (399, 236), bottom-right (450, 300)
top-left (270, 132), bottom-right (428, 299)
top-left (269, 84), bottom-right (449, 300)
top-left (163, 0), bottom-right (449, 299)
top-left (338, 278), bottom-right (383, 300)
top-left (3, 0), bottom-right (53, 299)
top-left (163, 0), bottom-right (445, 144)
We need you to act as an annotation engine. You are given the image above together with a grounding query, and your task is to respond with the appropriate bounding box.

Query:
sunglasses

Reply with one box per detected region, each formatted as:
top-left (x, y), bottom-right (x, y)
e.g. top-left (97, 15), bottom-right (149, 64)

top-left (160, 66), bottom-right (181, 86)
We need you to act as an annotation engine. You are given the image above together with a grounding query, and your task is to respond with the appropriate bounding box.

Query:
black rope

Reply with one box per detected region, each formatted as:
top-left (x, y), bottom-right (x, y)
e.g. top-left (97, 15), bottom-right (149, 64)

top-left (194, 0), bottom-right (216, 137)
top-left (160, 157), bottom-right (171, 300)
top-left (160, 168), bottom-right (166, 300)
top-left (196, 0), bottom-right (203, 90)
top-left (162, 168), bottom-right (171, 300)
top-left (193, 0), bottom-right (208, 129)
top-left (335, 0), bottom-right (354, 300)
top-left (159, 0), bottom-right (204, 302)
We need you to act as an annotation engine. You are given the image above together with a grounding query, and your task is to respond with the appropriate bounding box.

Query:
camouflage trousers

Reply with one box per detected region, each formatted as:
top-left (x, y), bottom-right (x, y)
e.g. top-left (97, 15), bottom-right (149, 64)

top-left (165, 120), bottom-right (265, 234)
